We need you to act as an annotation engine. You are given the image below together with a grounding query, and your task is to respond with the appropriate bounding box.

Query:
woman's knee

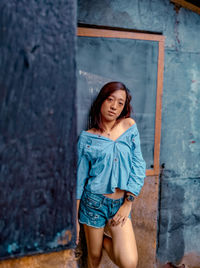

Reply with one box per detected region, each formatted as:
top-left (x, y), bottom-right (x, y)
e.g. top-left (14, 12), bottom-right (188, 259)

top-left (115, 255), bottom-right (138, 268)
top-left (88, 250), bottom-right (102, 266)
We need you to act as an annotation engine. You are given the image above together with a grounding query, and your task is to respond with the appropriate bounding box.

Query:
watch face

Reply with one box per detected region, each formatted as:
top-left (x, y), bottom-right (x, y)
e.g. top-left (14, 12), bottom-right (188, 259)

top-left (127, 195), bottom-right (134, 201)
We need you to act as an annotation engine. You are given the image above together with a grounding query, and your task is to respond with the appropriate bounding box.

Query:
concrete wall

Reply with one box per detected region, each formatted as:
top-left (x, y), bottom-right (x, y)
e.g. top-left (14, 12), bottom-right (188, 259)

top-left (78, 0), bottom-right (200, 266)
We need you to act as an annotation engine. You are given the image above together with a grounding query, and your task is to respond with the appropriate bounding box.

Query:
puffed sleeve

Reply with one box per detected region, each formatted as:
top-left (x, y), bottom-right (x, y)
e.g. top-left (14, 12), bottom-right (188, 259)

top-left (127, 125), bottom-right (146, 196)
top-left (76, 135), bottom-right (90, 200)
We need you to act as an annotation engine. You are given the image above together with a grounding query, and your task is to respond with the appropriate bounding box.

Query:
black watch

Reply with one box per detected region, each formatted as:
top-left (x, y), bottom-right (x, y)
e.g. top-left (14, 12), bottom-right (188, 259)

top-left (126, 194), bottom-right (135, 202)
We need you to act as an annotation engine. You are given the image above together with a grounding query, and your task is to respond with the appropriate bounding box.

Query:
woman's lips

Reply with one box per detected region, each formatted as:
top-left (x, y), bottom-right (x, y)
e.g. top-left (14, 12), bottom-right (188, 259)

top-left (108, 111), bottom-right (116, 116)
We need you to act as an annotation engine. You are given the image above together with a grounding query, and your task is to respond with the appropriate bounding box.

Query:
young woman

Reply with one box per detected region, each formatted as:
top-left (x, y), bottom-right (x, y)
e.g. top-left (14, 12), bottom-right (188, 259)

top-left (76, 82), bottom-right (146, 268)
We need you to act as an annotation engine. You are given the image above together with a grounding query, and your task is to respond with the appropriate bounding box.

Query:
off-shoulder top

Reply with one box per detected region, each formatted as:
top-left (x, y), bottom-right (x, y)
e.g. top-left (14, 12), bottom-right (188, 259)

top-left (76, 123), bottom-right (146, 199)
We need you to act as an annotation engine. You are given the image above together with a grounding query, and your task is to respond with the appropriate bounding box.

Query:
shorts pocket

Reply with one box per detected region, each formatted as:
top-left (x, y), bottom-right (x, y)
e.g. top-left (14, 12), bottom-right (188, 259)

top-left (82, 194), bottom-right (102, 209)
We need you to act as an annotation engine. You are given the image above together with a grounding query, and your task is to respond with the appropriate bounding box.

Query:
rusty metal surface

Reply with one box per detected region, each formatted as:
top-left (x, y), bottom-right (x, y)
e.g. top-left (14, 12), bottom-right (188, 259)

top-left (0, 249), bottom-right (78, 268)
top-left (132, 176), bottom-right (159, 268)
top-left (179, 252), bottom-right (200, 268)
top-left (156, 252), bottom-right (200, 268)
top-left (157, 251), bottom-right (200, 268)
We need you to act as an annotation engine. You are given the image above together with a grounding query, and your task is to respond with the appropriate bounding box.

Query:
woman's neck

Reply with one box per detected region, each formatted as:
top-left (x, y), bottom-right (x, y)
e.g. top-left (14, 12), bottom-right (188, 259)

top-left (102, 119), bottom-right (117, 133)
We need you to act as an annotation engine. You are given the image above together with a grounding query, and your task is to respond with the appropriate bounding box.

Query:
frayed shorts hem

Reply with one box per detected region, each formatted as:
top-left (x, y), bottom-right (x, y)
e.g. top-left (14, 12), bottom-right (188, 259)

top-left (79, 219), bottom-right (105, 229)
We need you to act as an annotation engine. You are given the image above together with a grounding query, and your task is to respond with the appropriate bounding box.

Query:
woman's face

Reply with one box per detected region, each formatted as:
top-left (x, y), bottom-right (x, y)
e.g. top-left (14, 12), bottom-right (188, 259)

top-left (100, 89), bottom-right (126, 122)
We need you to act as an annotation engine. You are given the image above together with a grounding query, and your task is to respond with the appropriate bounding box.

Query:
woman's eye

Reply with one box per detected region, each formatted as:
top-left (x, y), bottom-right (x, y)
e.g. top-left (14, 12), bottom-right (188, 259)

top-left (107, 97), bottom-right (113, 102)
top-left (119, 102), bottom-right (124, 106)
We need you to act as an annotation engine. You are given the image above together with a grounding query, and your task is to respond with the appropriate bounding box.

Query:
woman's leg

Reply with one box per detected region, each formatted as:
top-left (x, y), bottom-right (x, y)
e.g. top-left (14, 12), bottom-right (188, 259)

top-left (104, 219), bottom-right (138, 268)
top-left (83, 224), bottom-right (105, 268)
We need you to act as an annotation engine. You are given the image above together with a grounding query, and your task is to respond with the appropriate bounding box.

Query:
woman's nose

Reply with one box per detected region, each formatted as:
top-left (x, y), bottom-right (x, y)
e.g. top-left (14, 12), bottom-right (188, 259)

top-left (111, 102), bottom-right (117, 110)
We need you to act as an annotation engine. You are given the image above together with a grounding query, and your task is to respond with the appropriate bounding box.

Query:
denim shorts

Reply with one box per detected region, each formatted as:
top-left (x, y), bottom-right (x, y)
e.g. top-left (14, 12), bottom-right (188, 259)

top-left (79, 190), bottom-right (131, 228)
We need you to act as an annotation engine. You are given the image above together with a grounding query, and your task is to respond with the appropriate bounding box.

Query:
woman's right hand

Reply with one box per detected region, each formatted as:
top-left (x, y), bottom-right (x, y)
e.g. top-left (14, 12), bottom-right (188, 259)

top-left (110, 201), bottom-right (132, 227)
top-left (76, 219), bottom-right (80, 245)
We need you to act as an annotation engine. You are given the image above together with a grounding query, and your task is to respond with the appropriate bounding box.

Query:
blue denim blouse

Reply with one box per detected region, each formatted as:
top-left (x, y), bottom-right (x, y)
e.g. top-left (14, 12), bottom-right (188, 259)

top-left (76, 123), bottom-right (146, 200)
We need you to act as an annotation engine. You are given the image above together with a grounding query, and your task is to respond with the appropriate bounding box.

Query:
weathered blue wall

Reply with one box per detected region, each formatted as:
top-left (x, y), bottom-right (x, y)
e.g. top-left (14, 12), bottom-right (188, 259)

top-left (78, 0), bottom-right (200, 264)
top-left (0, 0), bottom-right (76, 260)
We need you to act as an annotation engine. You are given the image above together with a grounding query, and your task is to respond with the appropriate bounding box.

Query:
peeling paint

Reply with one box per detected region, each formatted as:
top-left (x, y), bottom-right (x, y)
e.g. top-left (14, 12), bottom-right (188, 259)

top-left (48, 230), bottom-right (72, 248)
top-left (78, 69), bottom-right (110, 93)
top-left (57, 230), bottom-right (72, 246)
top-left (7, 243), bottom-right (19, 254)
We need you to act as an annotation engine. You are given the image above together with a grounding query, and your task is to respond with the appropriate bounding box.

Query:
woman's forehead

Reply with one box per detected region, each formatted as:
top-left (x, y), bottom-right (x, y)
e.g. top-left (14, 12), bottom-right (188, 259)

top-left (109, 89), bottom-right (126, 100)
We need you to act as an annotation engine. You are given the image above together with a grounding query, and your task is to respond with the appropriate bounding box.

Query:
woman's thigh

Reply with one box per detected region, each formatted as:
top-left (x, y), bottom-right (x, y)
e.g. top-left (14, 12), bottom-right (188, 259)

top-left (109, 218), bottom-right (138, 266)
top-left (83, 224), bottom-right (105, 258)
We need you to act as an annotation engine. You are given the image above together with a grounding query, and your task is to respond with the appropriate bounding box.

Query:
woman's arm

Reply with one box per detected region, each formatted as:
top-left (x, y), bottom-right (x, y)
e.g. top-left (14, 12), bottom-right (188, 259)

top-left (126, 124), bottom-right (146, 196)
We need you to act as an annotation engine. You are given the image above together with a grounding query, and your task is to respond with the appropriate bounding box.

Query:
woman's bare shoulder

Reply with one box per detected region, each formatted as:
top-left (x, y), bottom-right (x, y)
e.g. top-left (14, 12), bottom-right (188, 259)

top-left (86, 128), bottom-right (97, 134)
top-left (121, 117), bottom-right (135, 128)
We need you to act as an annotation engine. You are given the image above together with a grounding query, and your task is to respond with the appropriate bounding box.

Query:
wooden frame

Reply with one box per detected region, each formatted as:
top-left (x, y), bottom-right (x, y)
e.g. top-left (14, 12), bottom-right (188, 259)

top-left (77, 27), bottom-right (165, 177)
top-left (171, 0), bottom-right (200, 15)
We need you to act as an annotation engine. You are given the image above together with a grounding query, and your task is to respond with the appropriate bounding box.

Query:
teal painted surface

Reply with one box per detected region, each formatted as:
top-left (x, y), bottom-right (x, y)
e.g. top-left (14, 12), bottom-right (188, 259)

top-left (161, 51), bottom-right (200, 178)
top-left (158, 177), bottom-right (200, 263)
top-left (0, 0), bottom-right (77, 260)
top-left (78, 0), bottom-right (200, 264)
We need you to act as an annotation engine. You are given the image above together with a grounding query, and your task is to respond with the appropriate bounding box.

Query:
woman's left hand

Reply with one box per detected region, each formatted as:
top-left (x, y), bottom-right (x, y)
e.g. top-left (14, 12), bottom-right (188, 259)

top-left (110, 202), bottom-right (132, 227)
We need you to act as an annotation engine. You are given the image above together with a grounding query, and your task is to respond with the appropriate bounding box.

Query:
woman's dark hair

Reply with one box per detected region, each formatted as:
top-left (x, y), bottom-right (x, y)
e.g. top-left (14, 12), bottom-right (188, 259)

top-left (89, 81), bottom-right (132, 131)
